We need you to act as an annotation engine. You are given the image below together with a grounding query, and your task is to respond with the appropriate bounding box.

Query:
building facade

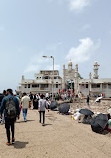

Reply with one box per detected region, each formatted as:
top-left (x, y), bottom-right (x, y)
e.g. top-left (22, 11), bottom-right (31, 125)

top-left (79, 61), bottom-right (111, 98)
top-left (62, 61), bottom-right (79, 94)
top-left (17, 70), bottom-right (62, 94)
top-left (17, 61), bottom-right (111, 98)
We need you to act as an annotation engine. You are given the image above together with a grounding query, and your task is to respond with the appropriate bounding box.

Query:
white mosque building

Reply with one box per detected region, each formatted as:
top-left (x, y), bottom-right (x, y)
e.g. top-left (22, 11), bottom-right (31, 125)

top-left (17, 70), bottom-right (62, 95)
top-left (17, 61), bottom-right (111, 98)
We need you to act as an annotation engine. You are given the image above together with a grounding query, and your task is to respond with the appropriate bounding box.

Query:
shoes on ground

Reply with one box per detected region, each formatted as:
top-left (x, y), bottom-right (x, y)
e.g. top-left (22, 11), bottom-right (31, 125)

top-left (12, 138), bottom-right (15, 144)
top-left (6, 142), bottom-right (11, 146)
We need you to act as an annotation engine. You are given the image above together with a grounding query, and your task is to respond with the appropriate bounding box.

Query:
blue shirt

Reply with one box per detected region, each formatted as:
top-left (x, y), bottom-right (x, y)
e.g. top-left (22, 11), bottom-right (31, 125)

top-left (0, 94), bottom-right (20, 117)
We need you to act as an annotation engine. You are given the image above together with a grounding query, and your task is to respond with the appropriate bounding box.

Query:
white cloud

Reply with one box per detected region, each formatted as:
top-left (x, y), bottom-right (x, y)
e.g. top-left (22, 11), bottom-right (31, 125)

top-left (24, 53), bottom-right (46, 73)
top-left (46, 64), bottom-right (60, 70)
top-left (48, 0), bottom-right (92, 12)
top-left (24, 65), bottom-right (39, 73)
top-left (24, 63), bottom-right (60, 73)
top-left (30, 53), bottom-right (46, 64)
top-left (68, 0), bottom-right (92, 12)
top-left (66, 37), bottom-right (101, 64)
top-left (24, 53), bottom-right (60, 73)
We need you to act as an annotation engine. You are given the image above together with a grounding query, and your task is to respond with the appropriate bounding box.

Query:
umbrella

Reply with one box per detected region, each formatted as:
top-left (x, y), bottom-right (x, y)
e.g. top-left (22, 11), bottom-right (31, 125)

top-left (82, 115), bottom-right (93, 124)
top-left (50, 101), bottom-right (58, 110)
top-left (95, 97), bottom-right (102, 102)
top-left (79, 109), bottom-right (94, 116)
top-left (59, 103), bottom-right (70, 114)
top-left (91, 113), bottom-right (108, 133)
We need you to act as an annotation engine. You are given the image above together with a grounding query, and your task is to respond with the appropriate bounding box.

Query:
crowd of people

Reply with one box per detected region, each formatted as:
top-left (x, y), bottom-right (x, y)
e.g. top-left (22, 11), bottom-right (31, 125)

top-left (0, 88), bottom-right (84, 146)
top-left (0, 88), bottom-right (106, 147)
top-left (0, 89), bottom-right (50, 146)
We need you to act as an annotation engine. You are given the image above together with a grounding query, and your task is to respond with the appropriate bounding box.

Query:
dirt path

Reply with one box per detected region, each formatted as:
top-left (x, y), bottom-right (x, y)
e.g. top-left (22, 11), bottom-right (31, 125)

top-left (0, 109), bottom-right (111, 158)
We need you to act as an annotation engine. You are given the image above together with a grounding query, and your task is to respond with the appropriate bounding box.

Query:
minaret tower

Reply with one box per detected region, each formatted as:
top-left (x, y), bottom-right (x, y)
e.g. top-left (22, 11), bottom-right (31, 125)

top-left (93, 61), bottom-right (99, 79)
top-left (68, 60), bottom-right (72, 72)
top-left (62, 64), bottom-right (65, 90)
top-left (21, 75), bottom-right (25, 83)
top-left (89, 72), bottom-right (92, 79)
top-left (74, 64), bottom-right (78, 94)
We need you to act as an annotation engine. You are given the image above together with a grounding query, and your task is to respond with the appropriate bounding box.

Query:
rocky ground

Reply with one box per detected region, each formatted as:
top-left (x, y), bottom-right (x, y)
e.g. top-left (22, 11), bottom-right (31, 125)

top-left (70, 98), bottom-right (111, 114)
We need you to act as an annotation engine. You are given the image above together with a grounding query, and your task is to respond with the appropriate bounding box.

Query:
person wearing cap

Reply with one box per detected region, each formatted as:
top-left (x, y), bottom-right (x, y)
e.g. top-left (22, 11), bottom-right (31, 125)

top-left (0, 89), bottom-right (20, 146)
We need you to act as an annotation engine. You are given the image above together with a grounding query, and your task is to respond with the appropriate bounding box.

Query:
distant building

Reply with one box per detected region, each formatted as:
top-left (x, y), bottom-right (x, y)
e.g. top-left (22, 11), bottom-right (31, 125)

top-left (62, 61), bottom-right (79, 94)
top-left (17, 61), bottom-right (111, 98)
top-left (79, 61), bottom-right (111, 98)
top-left (17, 70), bottom-right (62, 94)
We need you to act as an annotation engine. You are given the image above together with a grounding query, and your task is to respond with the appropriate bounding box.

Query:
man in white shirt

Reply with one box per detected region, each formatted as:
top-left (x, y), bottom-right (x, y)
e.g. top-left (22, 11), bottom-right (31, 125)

top-left (45, 93), bottom-right (49, 99)
top-left (21, 93), bottom-right (30, 122)
top-left (38, 94), bottom-right (48, 126)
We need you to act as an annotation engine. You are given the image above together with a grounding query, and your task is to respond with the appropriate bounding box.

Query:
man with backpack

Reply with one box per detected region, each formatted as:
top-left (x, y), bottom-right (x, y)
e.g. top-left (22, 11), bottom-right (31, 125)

top-left (0, 89), bottom-right (20, 146)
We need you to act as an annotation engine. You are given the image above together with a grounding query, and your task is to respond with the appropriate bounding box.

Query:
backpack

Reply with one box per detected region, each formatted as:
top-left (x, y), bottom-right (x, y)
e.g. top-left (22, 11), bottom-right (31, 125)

top-left (5, 97), bottom-right (16, 119)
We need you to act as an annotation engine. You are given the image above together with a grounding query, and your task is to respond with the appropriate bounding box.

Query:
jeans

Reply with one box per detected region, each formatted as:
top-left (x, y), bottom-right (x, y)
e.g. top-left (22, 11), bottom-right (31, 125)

top-left (5, 117), bottom-right (15, 143)
top-left (39, 111), bottom-right (45, 124)
top-left (23, 109), bottom-right (28, 121)
top-left (2, 110), bottom-right (5, 123)
top-left (87, 102), bottom-right (90, 107)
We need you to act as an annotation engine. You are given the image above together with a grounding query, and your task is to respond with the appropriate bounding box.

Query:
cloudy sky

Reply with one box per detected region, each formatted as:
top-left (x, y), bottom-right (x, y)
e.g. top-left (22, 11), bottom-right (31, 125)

top-left (0, 0), bottom-right (111, 92)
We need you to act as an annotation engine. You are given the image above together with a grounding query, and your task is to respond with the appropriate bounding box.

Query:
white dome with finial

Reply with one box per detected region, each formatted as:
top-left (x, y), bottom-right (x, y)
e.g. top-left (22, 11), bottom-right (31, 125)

top-left (68, 60), bottom-right (72, 67)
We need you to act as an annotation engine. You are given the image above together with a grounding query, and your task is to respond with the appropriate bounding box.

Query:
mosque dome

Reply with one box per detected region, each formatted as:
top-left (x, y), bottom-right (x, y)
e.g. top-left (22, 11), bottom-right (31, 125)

top-left (68, 60), bottom-right (72, 67)
top-left (94, 61), bottom-right (98, 66)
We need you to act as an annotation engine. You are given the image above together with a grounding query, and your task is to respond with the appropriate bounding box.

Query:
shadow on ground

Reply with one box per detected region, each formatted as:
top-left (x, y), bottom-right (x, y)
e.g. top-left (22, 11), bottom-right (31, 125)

top-left (46, 114), bottom-right (57, 122)
top-left (43, 123), bottom-right (52, 126)
top-left (13, 141), bottom-right (29, 149)
top-left (16, 120), bottom-right (35, 123)
top-left (101, 130), bottom-right (109, 135)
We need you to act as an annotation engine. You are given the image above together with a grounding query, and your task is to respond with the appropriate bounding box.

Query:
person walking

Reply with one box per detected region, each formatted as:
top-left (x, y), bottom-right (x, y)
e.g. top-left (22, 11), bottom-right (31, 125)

top-left (0, 90), bottom-right (7, 124)
top-left (33, 94), bottom-right (38, 109)
top-left (21, 92), bottom-right (30, 122)
top-left (38, 94), bottom-right (48, 126)
top-left (86, 95), bottom-right (90, 108)
top-left (0, 89), bottom-right (20, 146)
top-left (0, 92), bottom-right (4, 124)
